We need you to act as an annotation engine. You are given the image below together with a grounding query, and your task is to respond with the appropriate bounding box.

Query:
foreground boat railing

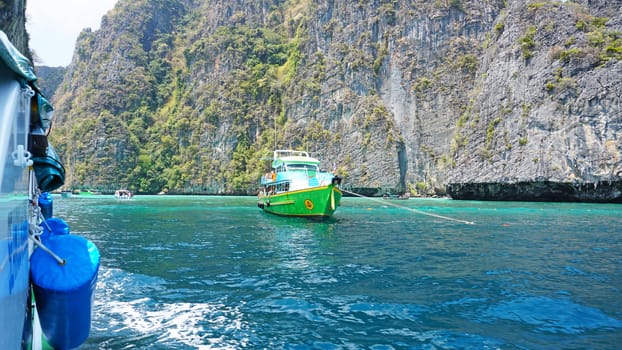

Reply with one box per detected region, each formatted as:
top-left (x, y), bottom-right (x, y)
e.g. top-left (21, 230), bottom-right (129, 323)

top-left (0, 29), bottom-right (100, 349)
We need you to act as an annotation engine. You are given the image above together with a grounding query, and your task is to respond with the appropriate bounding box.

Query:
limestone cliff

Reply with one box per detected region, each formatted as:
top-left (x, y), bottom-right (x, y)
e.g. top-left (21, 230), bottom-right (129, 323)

top-left (0, 0), bottom-right (29, 57)
top-left (445, 0), bottom-right (622, 201)
top-left (47, 0), bottom-right (622, 200)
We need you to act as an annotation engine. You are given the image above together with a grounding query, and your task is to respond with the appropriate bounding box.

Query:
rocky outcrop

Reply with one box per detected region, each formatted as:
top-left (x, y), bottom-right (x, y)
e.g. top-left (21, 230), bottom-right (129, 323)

top-left (447, 181), bottom-right (622, 203)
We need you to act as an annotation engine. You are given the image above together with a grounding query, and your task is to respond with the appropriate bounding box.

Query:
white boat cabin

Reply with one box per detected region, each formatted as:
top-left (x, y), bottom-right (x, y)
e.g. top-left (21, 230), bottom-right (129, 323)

top-left (260, 150), bottom-right (335, 194)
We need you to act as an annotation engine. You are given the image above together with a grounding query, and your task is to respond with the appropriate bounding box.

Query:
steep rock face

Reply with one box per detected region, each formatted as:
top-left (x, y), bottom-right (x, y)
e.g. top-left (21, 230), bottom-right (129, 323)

top-left (282, 0), bottom-right (506, 193)
top-left (0, 0), bottom-right (29, 55)
top-left (445, 0), bottom-right (622, 200)
top-left (50, 0), bottom-right (622, 200)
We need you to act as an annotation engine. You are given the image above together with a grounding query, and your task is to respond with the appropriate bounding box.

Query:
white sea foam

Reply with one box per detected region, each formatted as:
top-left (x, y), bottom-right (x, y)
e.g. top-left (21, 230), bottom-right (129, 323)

top-left (91, 267), bottom-right (250, 349)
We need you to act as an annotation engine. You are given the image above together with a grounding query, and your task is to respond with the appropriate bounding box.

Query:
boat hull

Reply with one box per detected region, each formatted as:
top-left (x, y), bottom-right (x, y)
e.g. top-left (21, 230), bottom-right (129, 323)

top-left (258, 185), bottom-right (342, 218)
top-left (0, 64), bottom-right (32, 350)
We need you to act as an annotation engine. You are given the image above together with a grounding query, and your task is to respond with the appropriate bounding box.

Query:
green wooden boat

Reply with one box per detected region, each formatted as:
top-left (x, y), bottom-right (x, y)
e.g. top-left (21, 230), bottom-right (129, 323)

top-left (257, 150), bottom-right (342, 218)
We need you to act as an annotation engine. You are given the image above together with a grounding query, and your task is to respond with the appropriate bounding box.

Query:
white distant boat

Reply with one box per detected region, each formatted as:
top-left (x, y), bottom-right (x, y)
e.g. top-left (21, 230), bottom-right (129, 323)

top-left (115, 189), bottom-right (133, 199)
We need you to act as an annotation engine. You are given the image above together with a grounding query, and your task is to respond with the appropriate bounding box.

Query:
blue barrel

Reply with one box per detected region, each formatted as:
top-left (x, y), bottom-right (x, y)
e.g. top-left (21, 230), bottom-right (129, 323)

top-left (38, 192), bottom-right (53, 219)
top-left (30, 235), bottom-right (100, 350)
top-left (39, 217), bottom-right (70, 242)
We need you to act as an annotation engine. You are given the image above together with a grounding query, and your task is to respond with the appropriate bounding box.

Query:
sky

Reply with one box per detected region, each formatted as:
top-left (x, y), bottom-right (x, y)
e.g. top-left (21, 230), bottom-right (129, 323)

top-left (26, 0), bottom-right (118, 67)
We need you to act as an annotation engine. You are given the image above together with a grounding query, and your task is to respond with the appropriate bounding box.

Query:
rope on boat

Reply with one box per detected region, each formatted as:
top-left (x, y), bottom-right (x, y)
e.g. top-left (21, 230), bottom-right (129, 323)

top-left (341, 189), bottom-right (475, 225)
top-left (28, 180), bottom-right (66, 266)
top-left (29, 236), bottom-right (66, 266)
top-left (29, 205), bottom-right (66, 265)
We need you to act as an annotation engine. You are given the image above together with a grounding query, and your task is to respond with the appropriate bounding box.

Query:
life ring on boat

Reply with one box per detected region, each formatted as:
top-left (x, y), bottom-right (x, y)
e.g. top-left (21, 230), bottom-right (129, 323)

top-left (304, 199), bottom-right (314, 210)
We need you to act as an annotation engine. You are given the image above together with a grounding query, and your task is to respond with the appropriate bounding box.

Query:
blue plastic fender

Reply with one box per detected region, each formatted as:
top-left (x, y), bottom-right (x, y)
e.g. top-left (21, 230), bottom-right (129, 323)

top-left (30, 235), bottom-right (100, 349)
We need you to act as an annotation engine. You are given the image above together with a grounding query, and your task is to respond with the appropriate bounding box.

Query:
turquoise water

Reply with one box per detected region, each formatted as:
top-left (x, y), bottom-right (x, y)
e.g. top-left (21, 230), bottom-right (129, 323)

top-left (53, 196), bottom-right (622, 349)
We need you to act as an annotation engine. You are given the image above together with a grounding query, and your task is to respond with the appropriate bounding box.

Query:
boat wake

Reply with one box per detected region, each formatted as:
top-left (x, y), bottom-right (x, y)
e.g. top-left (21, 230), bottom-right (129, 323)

top-left (86, 267), bottom-right (251, 349)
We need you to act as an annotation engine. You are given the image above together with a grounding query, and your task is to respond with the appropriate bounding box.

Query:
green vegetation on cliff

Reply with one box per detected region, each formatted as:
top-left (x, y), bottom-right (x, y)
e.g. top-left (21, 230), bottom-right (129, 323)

top-left (52, 0), bottom-right (312, 194)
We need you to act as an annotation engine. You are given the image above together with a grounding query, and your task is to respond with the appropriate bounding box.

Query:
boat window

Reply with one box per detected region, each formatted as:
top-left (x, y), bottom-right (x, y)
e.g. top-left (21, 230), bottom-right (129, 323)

top-left (285, 163), bottom-right (318, 171)
top-left (276, 181), bottom-right (290, 193)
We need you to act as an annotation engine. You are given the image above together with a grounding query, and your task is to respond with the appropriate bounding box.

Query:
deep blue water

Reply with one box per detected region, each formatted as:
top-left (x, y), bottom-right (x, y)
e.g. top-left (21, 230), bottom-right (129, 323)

top-left (53, 195), bottom-right (622, 349)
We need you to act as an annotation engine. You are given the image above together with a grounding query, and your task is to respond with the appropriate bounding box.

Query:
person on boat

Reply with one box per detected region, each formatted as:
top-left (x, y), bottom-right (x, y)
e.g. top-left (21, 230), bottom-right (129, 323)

top-left (271, 171), bottom-right (276, 182)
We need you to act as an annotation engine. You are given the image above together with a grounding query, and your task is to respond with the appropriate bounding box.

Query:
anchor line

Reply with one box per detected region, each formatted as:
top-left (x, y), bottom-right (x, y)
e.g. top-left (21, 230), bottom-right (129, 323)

top-left (341, 189), bottom-right (475, 225)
